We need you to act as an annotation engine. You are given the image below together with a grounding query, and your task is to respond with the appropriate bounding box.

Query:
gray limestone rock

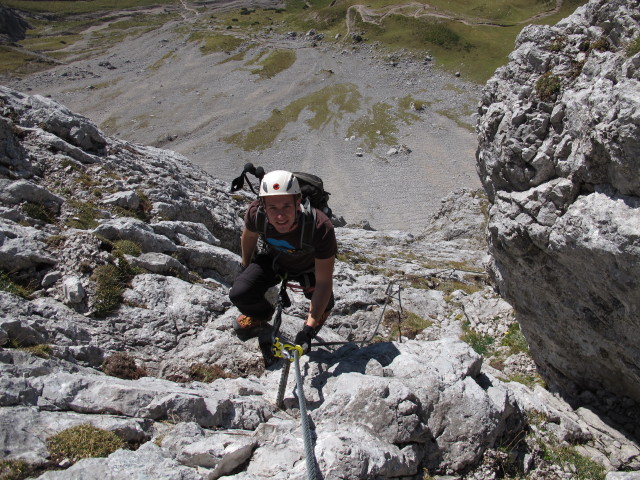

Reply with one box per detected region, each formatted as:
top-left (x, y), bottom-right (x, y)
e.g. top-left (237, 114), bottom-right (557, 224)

top-left (35, 441), bottom-right (201, 480)
top-left (93, 217), bottom-right (176, 253)
top-left (101, 190), bottom-right (140, 210)
top-left (476, 0), bottom-right (640, 404)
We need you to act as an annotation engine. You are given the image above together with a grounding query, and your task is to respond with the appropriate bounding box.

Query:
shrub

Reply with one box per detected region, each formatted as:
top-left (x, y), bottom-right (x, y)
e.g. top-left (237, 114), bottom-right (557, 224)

top-left (102, 351), bottom-right (147, 379)
top-left (47, 424), bottom-right (124, 464)
top-left (535, 72), bottom-right (562, 101)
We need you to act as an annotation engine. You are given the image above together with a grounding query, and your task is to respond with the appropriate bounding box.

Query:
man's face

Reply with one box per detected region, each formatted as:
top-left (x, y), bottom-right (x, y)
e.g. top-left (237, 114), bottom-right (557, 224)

top-left (263, 195), bottom-right (299, 233)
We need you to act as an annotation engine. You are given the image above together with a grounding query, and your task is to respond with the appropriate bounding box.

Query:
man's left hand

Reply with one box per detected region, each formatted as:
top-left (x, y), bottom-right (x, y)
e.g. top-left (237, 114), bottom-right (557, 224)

top-left (294, 325), bottom-right (318, 354)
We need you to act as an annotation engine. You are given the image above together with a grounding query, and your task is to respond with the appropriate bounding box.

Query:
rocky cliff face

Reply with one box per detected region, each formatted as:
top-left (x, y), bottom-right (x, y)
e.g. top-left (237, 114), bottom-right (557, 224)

top-left (477, 0), bottom-right (640, 405)
top-left (0, 84), bottom-right (527, 478)
top-left (2, 6), bottom-right (640, 472)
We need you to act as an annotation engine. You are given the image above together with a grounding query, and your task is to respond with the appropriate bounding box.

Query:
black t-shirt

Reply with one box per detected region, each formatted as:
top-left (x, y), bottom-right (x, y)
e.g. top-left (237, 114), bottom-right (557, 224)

top-left (245, 199), bottom-right (338, 275)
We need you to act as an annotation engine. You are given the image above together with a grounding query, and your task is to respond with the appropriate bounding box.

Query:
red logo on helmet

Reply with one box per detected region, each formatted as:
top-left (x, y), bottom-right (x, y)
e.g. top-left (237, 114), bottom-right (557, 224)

top-left (273, 183), bottom-right (281, 190)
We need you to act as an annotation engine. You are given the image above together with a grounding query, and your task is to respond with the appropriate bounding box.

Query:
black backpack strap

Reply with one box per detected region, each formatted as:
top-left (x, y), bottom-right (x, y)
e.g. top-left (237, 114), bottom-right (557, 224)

top-left (255, 204), bottom-right (268, 236)
top-left (299, 198), bottom-right (316, 249)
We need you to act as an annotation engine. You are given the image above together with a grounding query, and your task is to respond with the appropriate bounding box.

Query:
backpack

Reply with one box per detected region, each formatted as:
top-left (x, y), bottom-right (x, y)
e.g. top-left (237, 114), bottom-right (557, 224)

top-left (230, 164), bottom-right (333, 249)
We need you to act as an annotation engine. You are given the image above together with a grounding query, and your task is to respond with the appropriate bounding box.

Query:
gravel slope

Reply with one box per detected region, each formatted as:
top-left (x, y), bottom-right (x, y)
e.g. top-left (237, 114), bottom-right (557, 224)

top-left (8, 7), bottom-right (482, 231)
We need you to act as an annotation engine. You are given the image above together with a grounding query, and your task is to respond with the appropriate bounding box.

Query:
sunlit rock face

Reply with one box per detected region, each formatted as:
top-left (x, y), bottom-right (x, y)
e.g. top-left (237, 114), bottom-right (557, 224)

top-left (477, 0), bottom-right (640, 402)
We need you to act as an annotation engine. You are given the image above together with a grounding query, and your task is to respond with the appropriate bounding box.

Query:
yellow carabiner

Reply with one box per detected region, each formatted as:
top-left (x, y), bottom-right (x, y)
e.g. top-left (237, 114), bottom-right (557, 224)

top-left (272, 337), bottom-right (303, 362)
top-left (283, 343), bottom-right (304, 359)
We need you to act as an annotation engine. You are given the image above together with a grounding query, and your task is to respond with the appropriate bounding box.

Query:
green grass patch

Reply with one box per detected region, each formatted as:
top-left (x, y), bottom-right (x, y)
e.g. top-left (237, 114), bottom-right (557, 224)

top-left (224, 83), bottom-right (360, 150)
top-left (218, 44), bottom-right (256, 64)
top-left (542, 445), bottom-right (606, 480)
top-left (21, 202), bottom-right (57, 224)
top-left (501, 323), bottom-right (528, 355)
top-left (47, 424), bottom-right (125, 464)
top-left (112, 240), bottom-right (142, 257)
top-left (508, 372), bottom-right (546, 389)
top-left (189, 31), bottom-right (244, 54)
top-left (21, 344), bottom-right (53, 359)
top-left (0, 45), bottom-right (57, 76)
top-left (0, 271), bottom-right (33, 299)
top-left (336, 249), bottom-right (370, 265)
top-left (383, 309), bottom-right (432, 340)
top-left (435, 107), bottom-right (475, 132)
top-left (347, 102), bottom-right (398, 149)
top-left (3, 0), bottom-right (174, 15)
top-left (19, 33), bottom-right (82, 52)
top-left (148, 50), bottom-right (176, 71)
top-left (65, 200), bottom-right (101, 230)
top-left (460, 321), bottom-right (494, 355)
top-left (250, 48), bottom-right (296, 79)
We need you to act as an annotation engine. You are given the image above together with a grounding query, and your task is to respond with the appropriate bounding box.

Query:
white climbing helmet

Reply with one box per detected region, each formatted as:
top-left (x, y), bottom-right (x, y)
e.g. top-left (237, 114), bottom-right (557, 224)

top-left (259, 170), bottom-right (301, 197)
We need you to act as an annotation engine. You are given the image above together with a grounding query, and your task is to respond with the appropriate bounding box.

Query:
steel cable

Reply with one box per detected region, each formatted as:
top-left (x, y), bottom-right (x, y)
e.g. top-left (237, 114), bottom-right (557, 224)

top-left (294, 350), bottom-right (318, 480)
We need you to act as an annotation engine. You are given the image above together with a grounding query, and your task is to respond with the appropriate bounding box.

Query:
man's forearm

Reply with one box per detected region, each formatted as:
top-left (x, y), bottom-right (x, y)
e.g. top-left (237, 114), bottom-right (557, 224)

top-left (306, 281), bottom-right (332, 328)
top-left (240, 229), bottom-right (258, 267)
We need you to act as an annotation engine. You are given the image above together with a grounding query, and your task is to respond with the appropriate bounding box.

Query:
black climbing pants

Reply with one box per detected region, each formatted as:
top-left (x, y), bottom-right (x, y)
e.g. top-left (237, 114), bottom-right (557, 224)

top-left (229, 254), bottom-right (335, 320)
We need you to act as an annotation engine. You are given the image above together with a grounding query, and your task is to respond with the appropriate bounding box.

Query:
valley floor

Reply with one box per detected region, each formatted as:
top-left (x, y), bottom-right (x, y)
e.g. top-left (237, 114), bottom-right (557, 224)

top-left (7, 7), bottom-right (482, 231)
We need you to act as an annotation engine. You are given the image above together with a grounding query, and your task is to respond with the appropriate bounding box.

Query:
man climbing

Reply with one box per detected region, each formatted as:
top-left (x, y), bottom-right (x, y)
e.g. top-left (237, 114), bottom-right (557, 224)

top-left (229, 170), bottom-right (337, 360)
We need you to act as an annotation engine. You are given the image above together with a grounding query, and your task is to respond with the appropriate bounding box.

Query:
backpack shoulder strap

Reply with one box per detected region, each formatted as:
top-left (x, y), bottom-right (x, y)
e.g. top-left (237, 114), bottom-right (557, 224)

top-left (299, 198), bottom-right (316, 249)
top-left (255, 204), bottom-right (268, 236)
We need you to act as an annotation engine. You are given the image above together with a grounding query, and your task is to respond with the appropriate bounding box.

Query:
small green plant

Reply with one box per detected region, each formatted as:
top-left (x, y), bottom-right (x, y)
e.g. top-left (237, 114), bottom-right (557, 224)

top-left (460, 321), bottom-right (494, 355)
top-left (47, 424), bottom-right (124, 464)
top-left (189, 363), bottom-right (234, 382)
top-left (22, 202), bottom-right (56, 224)
top-left (91, 254), bottom-right (139, 316)
top-left (501, 323), bottom-right (528, 355)
top-left (102, 351), bottom-right (147, 379)
top-left (535, 72), bottom-right (562, 101)
top-left (627, 36), bottom-right (640, 57)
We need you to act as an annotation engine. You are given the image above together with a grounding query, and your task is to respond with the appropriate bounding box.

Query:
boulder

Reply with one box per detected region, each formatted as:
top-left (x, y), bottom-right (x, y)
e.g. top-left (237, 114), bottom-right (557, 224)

top-left (93, 218), bottom-right (176, 253)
